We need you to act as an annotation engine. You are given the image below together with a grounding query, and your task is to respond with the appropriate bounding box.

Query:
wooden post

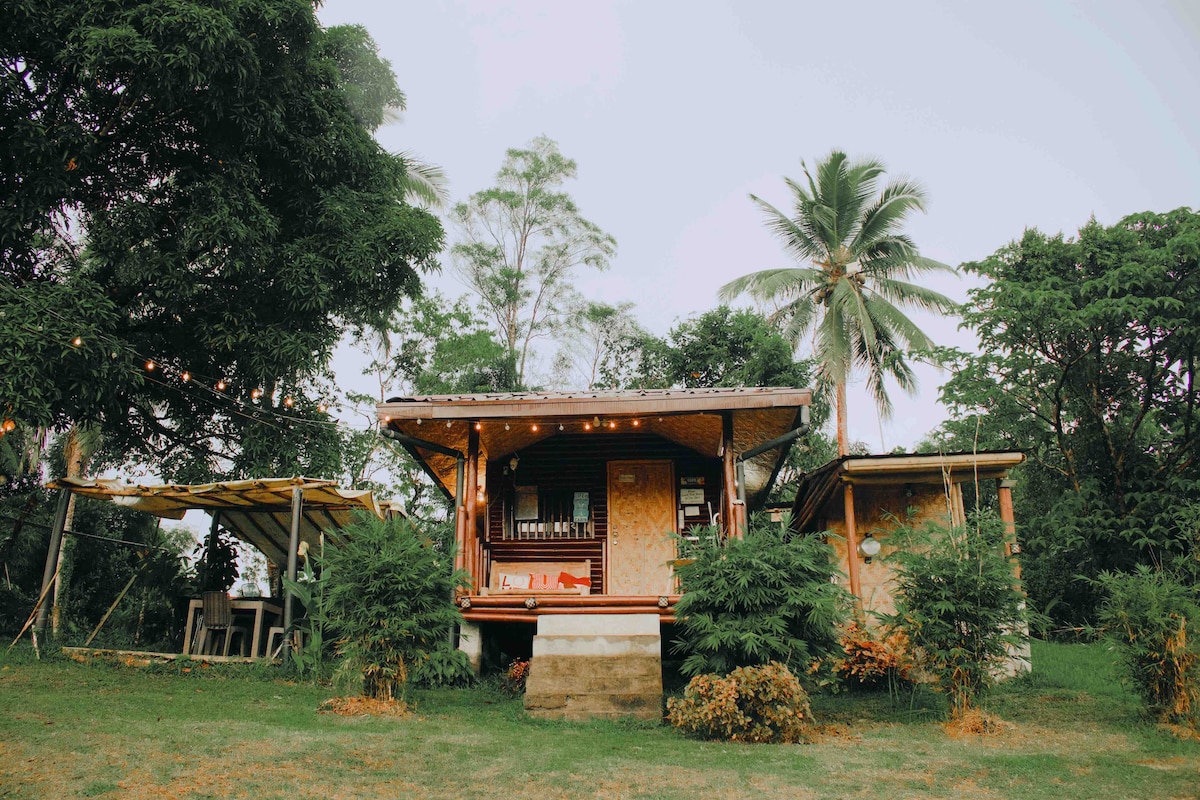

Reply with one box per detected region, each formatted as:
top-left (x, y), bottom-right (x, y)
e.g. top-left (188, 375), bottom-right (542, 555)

top-left (843, 481), bottom-right (863, 604)
top-left (34, 489), bottom-right (71, 641)
top-left (997, 478), bottom-right (1021, 581)
top-left (466, 425), bottom-right (480, 591)
top-left (722, 412), bottom-right (739, 540)
top-left (282, 484), bottom-right (303, 659)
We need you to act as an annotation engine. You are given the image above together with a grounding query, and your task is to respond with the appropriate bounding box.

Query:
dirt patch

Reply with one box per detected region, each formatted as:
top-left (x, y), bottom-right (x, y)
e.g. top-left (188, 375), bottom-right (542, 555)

top-left (318, 696), bottom-right (410, 717)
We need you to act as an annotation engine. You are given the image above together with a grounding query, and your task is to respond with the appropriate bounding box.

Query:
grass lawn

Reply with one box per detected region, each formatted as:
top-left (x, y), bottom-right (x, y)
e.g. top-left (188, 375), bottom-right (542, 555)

top-left (1, 640), bottom-right (1197, 799)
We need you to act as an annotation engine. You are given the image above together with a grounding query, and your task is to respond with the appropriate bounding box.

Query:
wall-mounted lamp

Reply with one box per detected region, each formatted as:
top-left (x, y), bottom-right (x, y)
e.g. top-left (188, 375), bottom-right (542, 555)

top-left (857, 533), bottom-right (882, 564)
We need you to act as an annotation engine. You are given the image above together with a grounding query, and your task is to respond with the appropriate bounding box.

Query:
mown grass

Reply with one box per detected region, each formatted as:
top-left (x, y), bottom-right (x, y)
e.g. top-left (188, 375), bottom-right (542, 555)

top-left (0, 640), bottom-right (1196, 799)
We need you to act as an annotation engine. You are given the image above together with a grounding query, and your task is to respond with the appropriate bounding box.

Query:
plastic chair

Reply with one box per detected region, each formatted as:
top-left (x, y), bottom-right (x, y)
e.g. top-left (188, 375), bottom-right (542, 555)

top-left (199, 591), bottom-right (249, 656)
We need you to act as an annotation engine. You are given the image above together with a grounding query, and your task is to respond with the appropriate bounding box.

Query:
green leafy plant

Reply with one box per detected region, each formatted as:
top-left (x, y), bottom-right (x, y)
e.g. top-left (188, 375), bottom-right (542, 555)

top-left (281, 559), bottom-right (330, 683)
top-left (193, 529), bottom-right (240, 593)
top-left (1094, 565), bottom-right (1200, 724)
top-left (672, 515), bottom-right (848, 677)
top-left (667, 661), bottom-right (813, 743)
top-left (319, 513), bottom-right (468, 701)
top-left (412, 646), bottom-right (476, 689)
top-left (888, 512), bottom-right (1027, 719)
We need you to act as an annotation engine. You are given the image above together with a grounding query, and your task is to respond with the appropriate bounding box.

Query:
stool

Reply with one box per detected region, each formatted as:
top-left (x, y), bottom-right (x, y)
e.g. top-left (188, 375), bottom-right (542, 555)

top-left (267, 626), bottom-right (287, 658)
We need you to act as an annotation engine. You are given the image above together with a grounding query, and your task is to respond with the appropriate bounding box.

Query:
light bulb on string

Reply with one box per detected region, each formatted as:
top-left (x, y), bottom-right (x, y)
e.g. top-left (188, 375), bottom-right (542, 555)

top-left (251, 388), bottom-right (262, 400)
top-left (145, 360), bottom-right (155, 371)
top-left (531, 424), bottom-right (539, 432)
top-left (318, 404), bottom-right (327, 413)
top-left (72, 337), bottom-right (82, 347)
top-left (181, 372), bottom-right (190, 382)
top-left (284, 396), bottom-right (294, 407)
top-left (216, 380), bottom-right (227, 391)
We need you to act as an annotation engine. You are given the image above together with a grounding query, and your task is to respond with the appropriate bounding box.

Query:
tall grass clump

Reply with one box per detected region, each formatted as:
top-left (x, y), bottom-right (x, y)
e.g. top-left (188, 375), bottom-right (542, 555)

top-left (889, 511), bottom-right (1027, 720)
top-left (671, 515), bottom-right (848, 678)
top-left (1094, 565), bottom-right (1199, 725)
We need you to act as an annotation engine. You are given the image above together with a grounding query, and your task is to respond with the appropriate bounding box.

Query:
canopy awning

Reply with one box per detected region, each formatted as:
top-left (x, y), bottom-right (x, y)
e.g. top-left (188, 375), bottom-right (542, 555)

top-left (47, 476), bottom-right (395, 564)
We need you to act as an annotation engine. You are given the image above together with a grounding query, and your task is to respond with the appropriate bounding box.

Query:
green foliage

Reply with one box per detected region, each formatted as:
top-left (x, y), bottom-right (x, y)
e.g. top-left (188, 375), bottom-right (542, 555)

top-left (193, 529), bottom-right (239, 594)
top-left (451, 136), bottom-right (616, 385)
top-left (720, 150), bottom-right (956, 456)
top-left (319, 513), bottom-right (468, 700)
top-left (940, 208), bottom-right (1200, 629)
top-left (1094, 566), bottom-right (1200, 724)
top-left (411, 646), bottom-right (475, 689)
top-left (1, 2), bottom-right (443, 480)
top-left (281, 559), bottom-right (330, 683)
top-left (672, 516), bottom-right (848, 677)
top-left (888, 513), bottom-right (1028, 719)
top-left (667, 662), bottom-right (813, 743)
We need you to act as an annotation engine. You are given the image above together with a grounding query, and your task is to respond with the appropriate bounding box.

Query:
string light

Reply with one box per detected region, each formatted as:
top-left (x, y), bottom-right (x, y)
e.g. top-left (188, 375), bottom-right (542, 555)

top-left (284, 396), bottom-right (294, 407)
top-left (584, 422), bottom-right (591, 431)
top-left (632, 419), bottom-right (640, 427)
top-left (318, 404), bottom-right (327, 413)
top-left (145, 360), bottom-right (156, 371)
top-left (181, 371), bottom-right (190, 382)
top-left (445, 420), bottom-right (452, 428)
top-left (251, 388), bottom-right (262, 400)
top-left (72, 337), bottom-right (82, 347)
top-left (216, 380), bottom-right (227, 391)
top-left (2, 419), bottom-right (15, 432)
top-left (504, 423), bottom-right (510, 431)
top-left (558, 424), bottom-right (564, 431)
top-left (474, 422), bottom-right (482, 431)
top-left (531, 424), bottom-right (538, 432)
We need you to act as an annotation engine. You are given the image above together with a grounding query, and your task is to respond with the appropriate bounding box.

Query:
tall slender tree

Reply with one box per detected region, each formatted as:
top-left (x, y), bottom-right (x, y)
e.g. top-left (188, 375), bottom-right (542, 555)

top-left (450, 137), bottom-right (616, 386)
top-left (720, 151), bottom-right (955, 456)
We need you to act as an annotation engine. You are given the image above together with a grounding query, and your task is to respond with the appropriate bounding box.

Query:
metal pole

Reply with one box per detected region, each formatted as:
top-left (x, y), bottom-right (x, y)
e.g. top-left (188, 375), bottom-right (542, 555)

top-left (283, 485), bottom-right (303, 659)
top-left (34, 490), bottom-right (71, 641)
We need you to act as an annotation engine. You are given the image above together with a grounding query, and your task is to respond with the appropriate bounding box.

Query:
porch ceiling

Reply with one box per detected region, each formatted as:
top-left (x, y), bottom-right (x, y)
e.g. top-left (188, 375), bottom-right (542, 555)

top-left (379, 388), bottom-right (812, 507)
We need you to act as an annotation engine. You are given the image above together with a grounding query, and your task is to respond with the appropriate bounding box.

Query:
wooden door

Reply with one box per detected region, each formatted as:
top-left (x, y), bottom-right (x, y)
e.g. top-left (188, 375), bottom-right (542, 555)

top-left (607, 460), bottom-right (677, 595)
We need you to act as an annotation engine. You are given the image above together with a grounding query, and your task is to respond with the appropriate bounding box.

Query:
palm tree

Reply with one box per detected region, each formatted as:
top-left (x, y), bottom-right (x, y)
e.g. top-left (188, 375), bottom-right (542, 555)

top-left (720, 151), bottom-right (956, 457)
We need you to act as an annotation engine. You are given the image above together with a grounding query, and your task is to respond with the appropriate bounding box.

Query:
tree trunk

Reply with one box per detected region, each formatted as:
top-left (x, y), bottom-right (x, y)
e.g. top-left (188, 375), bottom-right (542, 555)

top-left (52, 425), bottom-right (86, 636)
top-left (836, 381), bottom-right (849, 457)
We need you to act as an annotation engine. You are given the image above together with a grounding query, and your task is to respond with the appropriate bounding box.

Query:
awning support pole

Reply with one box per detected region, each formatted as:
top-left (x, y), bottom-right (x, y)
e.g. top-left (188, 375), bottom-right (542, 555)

top-left (283, 485), bottom-right (303, 660)
top-left (34, 489), bottom-right (71, 641)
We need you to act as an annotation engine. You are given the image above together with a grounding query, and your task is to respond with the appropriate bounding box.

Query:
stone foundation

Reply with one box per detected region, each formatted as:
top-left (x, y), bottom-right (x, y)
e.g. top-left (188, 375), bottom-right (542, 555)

top-left (523, 614), bottom-right (662, 721)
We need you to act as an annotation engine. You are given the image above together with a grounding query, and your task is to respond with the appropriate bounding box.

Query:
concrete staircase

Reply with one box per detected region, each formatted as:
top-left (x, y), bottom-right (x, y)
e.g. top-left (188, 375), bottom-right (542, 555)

top-left (523, 614), bottom-right (663, 720)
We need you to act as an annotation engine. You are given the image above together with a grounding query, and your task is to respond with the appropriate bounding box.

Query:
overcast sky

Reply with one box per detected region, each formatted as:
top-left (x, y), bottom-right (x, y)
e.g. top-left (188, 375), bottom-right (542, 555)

top-left (318, 0), bottom-right (1199, 451)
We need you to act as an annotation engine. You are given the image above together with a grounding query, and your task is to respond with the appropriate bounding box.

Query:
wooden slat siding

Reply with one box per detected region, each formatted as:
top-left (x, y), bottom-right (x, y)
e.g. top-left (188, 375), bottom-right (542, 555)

top-left (483, 433), bottom-right (722, 595)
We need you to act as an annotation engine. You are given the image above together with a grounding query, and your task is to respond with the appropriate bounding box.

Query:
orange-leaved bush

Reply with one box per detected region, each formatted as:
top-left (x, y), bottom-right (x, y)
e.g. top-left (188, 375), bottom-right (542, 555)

top-left (667, 662), bottom-right (813, 743)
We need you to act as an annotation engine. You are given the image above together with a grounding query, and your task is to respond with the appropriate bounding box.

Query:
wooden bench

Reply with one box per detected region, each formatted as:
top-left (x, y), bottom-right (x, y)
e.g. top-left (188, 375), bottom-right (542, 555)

top-left (485, 560), bottom-right (591, 595)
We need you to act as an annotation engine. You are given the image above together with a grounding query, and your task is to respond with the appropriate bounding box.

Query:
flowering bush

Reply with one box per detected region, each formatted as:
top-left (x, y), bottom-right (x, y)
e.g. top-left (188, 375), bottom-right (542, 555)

top-left (667, 662), bottom-right (813, 743)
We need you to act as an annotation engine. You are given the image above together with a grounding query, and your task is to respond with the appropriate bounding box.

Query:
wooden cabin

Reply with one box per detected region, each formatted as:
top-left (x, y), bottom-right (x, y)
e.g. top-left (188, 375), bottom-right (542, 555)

top-left (787, 451), bottom-right (1025, 618)
top-left (375, 387), bottom-right (811, 718)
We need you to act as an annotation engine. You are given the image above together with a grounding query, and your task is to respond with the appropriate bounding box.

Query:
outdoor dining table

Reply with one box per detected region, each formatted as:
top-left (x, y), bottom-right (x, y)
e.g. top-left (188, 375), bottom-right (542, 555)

top-left (181, 597), bottom-right (283, 659)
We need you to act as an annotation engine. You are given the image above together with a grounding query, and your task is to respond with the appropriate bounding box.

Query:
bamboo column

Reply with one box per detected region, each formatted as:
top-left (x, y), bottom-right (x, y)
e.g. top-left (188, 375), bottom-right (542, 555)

top-left (721, 412), bottom-right (740, 539)
top-left (843, 481), bottom-right (863, 603)
top-left (465, 425), bottom-right (480, 591)
top-left (997, 478), bottom-right (1021, 581)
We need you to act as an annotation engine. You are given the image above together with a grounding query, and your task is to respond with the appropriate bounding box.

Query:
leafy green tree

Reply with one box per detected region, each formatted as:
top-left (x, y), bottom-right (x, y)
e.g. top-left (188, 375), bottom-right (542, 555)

top-left (550, 301), bottom-right (647, 389)
top-left (941, 209), bottom-right (1200, 628)
top-left (1, 2), bottom-right (443, 481)
top-left (720, 151), bottom-right (955, 455)
top-left (450, 137), bottom-right (616, 386)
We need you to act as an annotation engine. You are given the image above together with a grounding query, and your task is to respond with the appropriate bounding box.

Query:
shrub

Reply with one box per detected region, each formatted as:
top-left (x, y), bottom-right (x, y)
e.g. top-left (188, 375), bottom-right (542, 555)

top-left (672, 516), bottom-right (848, 677)
top-left (1094, 565), bottom-right (1200, 724)
top-left (889, 512), bottom-right (1027, 719)
top-left (830, 620), bottom-right (913, 691)
top-left (319, 513), bottom-right (469, 701)
top-left (501, 659), bottom-right (530, 696)
top-left (412, 646), bottom-right (476, 689)
top-left (667, 661), bottom-right (813, 743)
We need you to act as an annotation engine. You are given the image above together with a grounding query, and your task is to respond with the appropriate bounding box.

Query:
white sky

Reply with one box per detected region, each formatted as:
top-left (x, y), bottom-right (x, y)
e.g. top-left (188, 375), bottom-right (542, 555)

top-left (318, 0), bottom-right (1200, 451)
